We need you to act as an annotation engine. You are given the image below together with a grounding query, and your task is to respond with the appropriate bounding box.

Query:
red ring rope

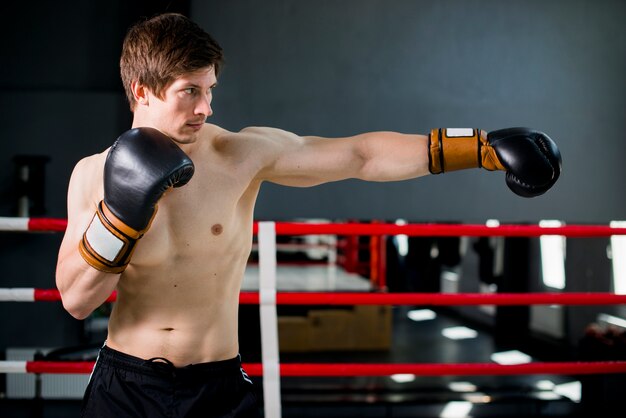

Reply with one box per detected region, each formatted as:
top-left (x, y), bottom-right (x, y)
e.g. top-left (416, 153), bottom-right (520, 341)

top-left (266, 222), bottom-right (626, 237)
top-left (32, 289), bottom-right (117, 303)
top-left (27, 218), bottom-right (68, 232)
top-left (248, 292), bottom-right (626, 306)
top-left (19, 360), bottom-right (626, 376)
top-left (21, 289), bottom-right (626, 305)
top-left (5, 217), bottom-right (626, 237)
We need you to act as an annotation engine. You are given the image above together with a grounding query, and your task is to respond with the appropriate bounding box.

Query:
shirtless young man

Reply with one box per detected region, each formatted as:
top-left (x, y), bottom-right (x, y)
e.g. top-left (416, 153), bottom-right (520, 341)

top-left (55, 13), bottom-right (561, 418)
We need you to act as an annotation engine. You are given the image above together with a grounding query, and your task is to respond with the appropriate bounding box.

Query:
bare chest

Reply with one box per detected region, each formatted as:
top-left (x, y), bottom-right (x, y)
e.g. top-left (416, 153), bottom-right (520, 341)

top-left (130, 157), bottom-right (260, 269)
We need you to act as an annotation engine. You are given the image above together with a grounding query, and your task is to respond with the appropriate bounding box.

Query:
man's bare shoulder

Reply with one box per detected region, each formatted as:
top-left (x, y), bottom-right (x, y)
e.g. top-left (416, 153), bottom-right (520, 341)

top-left (239, 125), bottom-right (299, 140)
top-left (213, 125), bottom-right (301, 150)
top-left (67, 149), bottom-right (109, 204)
top-left (72, 149), bottom-right (108, 178)
top-left (201, 122), bottom-right (228, 138)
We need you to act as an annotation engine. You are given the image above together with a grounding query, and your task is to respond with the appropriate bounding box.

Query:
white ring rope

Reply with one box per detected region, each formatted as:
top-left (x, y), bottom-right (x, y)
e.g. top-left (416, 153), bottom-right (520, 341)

top-left (258, 222), bottom-right (281, 418)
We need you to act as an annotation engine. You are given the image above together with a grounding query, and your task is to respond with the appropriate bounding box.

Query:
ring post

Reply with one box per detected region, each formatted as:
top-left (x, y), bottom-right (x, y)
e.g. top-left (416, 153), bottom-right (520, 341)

top-left (258, 221), bottom-right (281, 418)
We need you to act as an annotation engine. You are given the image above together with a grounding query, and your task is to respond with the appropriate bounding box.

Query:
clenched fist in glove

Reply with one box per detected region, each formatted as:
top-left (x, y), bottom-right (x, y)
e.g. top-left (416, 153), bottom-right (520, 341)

top-left (428, 127), bottom-right (562, 197)
top-left (79, 127), bottom-right (195, 273)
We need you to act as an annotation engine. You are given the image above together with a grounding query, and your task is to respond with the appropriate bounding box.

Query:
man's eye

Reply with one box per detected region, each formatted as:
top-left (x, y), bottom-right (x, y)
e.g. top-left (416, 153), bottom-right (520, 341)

top-left (184, 88), bottom-right (195, 94)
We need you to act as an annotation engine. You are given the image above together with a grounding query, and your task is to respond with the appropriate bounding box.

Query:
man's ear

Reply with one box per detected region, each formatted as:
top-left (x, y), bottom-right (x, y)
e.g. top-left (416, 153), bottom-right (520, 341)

top-left (131, 81), bottom-right (150, 106)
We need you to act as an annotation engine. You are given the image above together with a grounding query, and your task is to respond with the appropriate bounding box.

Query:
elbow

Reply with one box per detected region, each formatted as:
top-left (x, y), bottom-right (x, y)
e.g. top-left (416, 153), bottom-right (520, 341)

top-left (357, 161), bottom-right (381, 182)
top-left (62, 299), bottom-right (93, 320)
top-left (56, 261), bottom-right (96, 320)
top-left (354, 136), bottom-right (381, 181)
top-left (358, 157), bottom-right (391, 182)
top-left (58, 289), bottom-right (93, 320)
top-left (68, 308), bottom-right (92, 321)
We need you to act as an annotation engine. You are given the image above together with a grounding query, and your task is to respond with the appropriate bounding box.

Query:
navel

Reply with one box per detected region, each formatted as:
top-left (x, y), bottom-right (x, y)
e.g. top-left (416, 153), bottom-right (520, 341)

top-left (211, 224), bottom-right (223, 236)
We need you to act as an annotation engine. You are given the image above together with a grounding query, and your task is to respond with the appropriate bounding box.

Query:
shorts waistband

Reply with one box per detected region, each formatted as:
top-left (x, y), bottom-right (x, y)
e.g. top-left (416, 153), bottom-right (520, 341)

top-left (97, 345), bottom-right (243, 378)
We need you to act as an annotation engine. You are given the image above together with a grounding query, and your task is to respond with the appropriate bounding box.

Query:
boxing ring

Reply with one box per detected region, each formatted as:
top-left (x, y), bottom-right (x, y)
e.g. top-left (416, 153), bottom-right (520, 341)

top-left (2, 217), bottom-right (626, 417)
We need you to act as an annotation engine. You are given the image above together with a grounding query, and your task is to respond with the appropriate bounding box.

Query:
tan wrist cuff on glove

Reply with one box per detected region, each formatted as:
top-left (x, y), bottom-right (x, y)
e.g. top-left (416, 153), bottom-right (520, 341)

top-left (78, 201), bottom-right (149, 274)
top-left (428, 128), bottom-right (505, 174)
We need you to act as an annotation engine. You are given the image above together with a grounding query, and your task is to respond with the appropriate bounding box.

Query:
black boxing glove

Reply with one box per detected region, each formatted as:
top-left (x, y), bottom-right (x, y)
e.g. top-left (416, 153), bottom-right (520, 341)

top-left (428, 127), bottom-right (562, 197)
top-left (79, 128), bottom-right (195, 273)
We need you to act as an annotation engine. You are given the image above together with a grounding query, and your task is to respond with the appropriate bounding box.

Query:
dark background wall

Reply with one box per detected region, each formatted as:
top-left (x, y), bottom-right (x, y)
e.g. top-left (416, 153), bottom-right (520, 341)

top-left (0, 0), bottom-right (624, 353)
top-left (1, 0), bottom-right (625, 223)
top-left (197, 0), bottom-right (626, 223)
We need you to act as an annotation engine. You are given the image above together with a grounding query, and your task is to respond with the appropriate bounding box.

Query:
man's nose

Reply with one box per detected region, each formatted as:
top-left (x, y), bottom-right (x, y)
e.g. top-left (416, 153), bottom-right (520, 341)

top-left (196, 95), bottom-right (213, 117)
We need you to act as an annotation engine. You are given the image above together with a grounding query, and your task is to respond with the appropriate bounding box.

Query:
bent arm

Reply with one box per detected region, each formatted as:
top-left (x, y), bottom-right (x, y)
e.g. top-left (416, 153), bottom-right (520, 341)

top-left (55, 158), bottom-right (120, 320)
top-left (244, 127), bottom-right (431, 186)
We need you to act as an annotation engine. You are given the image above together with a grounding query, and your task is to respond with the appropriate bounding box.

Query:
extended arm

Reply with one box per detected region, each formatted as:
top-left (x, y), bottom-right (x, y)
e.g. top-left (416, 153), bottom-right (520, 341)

top-left (244, 127), bottom-right (431, 186)
top-left (244, 126), bottom-right (561, 197)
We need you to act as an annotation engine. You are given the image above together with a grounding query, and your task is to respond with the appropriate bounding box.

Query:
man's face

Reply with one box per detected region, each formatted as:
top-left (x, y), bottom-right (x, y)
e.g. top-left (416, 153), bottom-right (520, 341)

top-left (143, 66), bottom-right (217, 143)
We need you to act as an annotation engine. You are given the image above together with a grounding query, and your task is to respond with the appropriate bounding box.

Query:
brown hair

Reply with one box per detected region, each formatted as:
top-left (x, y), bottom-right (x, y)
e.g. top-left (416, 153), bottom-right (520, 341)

top-left (120, 13), bottom-right (224, 111)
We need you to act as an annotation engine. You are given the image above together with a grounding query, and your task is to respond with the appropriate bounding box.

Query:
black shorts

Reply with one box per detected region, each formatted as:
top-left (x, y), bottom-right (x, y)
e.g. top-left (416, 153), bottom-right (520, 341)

top-left (81, 345), bottom-right (259, 418)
